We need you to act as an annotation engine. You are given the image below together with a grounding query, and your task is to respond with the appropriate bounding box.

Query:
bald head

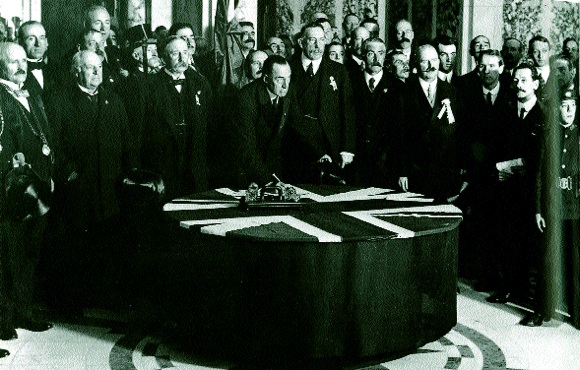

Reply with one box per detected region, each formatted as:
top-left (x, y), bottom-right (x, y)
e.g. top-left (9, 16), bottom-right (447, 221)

top-left (416, 44), bottom-right (439, 82)
top-left (85, 5), bottom-right (111, 40)
top-left (0, 42), bottom-right (28, 86)
top-left (395, 19), bottom-right (414, 49)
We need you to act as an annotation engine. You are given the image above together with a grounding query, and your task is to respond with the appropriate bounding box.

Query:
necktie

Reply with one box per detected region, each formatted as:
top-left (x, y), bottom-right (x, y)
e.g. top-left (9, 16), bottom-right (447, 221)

top-left (519, 107), bottom-right (526, 120)
top-left (306, 62), bottom-right (314, 78)
top-left (172, 79), bottom-right (185, 86)
top-left (272, 97), bottom-right (278, 108)
top-left (486, 92), bottom-right (493, 106)
top-left (369, 78), bottom-right (375, 92)
top-left (427, 83), bottom-right (435, 107)
top-left (28, 61), bottom-right (43, 71)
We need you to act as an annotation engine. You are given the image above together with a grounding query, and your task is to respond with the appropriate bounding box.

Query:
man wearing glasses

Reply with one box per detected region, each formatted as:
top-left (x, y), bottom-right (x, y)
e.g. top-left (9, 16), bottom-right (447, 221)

top-left (287, 22), bottom-right (355, 183)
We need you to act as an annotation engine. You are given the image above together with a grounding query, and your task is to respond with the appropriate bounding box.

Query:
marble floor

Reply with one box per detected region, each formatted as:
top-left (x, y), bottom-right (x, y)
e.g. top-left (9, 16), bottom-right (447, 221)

top-left (0, 282), bottom-right (579, 370)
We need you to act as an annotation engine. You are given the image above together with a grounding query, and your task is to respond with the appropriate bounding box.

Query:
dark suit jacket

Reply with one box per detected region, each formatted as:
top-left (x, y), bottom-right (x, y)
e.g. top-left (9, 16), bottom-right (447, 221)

top-left (456, 69), bottom-right (479, 91)
top-left (400, 76), bottom-right (462, 199)
top-left (461, 81), bottom-right (514, 186)
top-left (495, 99), bottom-right (544, 210)
top-left (46, 82), bottom-right (136, 230)
top-left (118, 70), bottom-right (150, 154)
top-left (232, 79), bottom-right (306, 185)
top-left (0, 85), bottom-right (54, 328)
top-left (0, 84), bottom-right (54, 206)
top-left (142, 69), bottom-right (212, 199)
top-left (23, 60), bottom-right (59, 99)
top-left (351, 69), bottom-right (404, 186)
top-left (288, 56), bottom-right (356, 162)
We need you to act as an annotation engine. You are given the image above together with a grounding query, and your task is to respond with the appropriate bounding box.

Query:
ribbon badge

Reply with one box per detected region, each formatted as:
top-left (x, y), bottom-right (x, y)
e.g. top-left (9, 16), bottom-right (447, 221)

top-left (195, 90), bottom-right (201, 106)
top-left (437, 98), bottom-right (455, 124)
top-left (329, 76), bottom-right (338, 91)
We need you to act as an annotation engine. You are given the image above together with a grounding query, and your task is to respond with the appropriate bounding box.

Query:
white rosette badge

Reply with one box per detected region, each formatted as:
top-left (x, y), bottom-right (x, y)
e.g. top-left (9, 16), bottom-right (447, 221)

top-left (437, 98), bottom-right (455, 124)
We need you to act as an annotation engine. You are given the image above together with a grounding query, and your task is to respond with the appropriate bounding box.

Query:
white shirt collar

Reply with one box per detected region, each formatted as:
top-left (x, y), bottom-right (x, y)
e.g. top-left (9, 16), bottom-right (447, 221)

top-left (364, 70), bottom-right (383, 90)
top-left (482, 82), bottom-right (500, 96)
top-left (164, 68), bottom-right (185, 80)
top-left (537, 65), bottom-right (550, 81)
top-left (518, 95), bottom-right (537, 117)
top-left (301, 54), bottom-right (322, 75)
top-left (418, 77), bottom-right (437, 96)
top-left (438, 71), bottom-right (453, 83)
top-left (0, 78), bottom-right (30, 111)
top-left (78, 84), bottom-right (98, 96)
top-left (0, 78), bottom-right (23, 92)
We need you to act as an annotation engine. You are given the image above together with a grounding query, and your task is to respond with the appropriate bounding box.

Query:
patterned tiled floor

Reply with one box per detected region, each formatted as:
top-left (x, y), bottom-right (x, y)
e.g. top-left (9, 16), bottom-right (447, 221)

top-left (0, 283), bottom-right (578, 370)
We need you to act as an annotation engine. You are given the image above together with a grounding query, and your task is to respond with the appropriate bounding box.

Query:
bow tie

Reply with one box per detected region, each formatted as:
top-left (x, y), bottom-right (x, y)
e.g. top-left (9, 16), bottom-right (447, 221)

top-left (171, 79), bottom-right (185, 86)
top-left (28, 61), bottom-right (44, 71)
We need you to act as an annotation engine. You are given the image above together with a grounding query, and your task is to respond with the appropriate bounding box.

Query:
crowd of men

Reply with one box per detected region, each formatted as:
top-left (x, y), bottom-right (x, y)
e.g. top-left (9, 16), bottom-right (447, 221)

top-left (0, 5), bottom-right (579, 358)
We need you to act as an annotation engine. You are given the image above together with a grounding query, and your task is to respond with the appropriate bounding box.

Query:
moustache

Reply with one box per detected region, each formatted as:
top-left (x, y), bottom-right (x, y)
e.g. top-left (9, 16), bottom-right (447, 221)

top-left (245, 38), bottom-right (255, 44)
top-left (370, 61), bottom-right (382, 67)
top-left (424, 67), bottom-right (436, 72)
top-left (16, 70), bottom-right (26, 75)
top-left (400, 37), bottom-right (411, 43)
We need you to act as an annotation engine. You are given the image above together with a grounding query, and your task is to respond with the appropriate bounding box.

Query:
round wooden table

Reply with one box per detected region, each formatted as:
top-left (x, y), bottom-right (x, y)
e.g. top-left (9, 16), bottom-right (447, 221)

top-left (162, 185), bottom-right (462, 362)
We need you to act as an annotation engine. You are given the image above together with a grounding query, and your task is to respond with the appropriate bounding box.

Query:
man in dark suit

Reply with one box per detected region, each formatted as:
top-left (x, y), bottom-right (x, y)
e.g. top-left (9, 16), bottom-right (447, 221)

top-left (233, 55), bottom-right (310, 185)
top-left (501, 37), bottom-right (525, 77)
top-left (0, 42), bottom-right (54, 346)
top-left (398, 44), bottom-right (463, 201)
top-left (485, 62), bottom-right (544, 305)
top-left (288, 22), bottom-right (356, 183)
top-left (17, 21), bottom-right (57, 98)
top-left (46, 50), bottom-right (137, 311)
top-left (345, 27), bottom-right (369, 80)
top-left (342, 13), bottom-right (359, 51)
top-left (118, 25), bottom-right (162, 154)
top-left (456, 35), bottom-right (490, 91)
top-left (351, 38), bottom-right (403, 186)
top-left (84, 5), bottom-right (125, 91)
top-left (529, 35), bottom-right (551, 88)
top-left (433, 35), bottom-right (458, 85)
top-left (394, 19), bottom-right (414, 64)
top-left (142, 36), bottom-right (212, 199)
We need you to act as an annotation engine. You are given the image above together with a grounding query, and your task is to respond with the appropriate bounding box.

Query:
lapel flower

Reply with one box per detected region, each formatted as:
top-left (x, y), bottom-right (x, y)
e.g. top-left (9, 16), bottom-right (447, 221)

top-left (383, 88), bottom-right (388, 94)
top-left (329, 76), bottom-right (338, 91)
top-left (195, 90), bottom-right (201, 106)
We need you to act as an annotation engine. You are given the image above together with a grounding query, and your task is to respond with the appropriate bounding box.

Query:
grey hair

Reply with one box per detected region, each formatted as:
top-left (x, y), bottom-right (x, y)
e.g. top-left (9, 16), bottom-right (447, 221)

top-left (70, 50), bottom-right (98, 74)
